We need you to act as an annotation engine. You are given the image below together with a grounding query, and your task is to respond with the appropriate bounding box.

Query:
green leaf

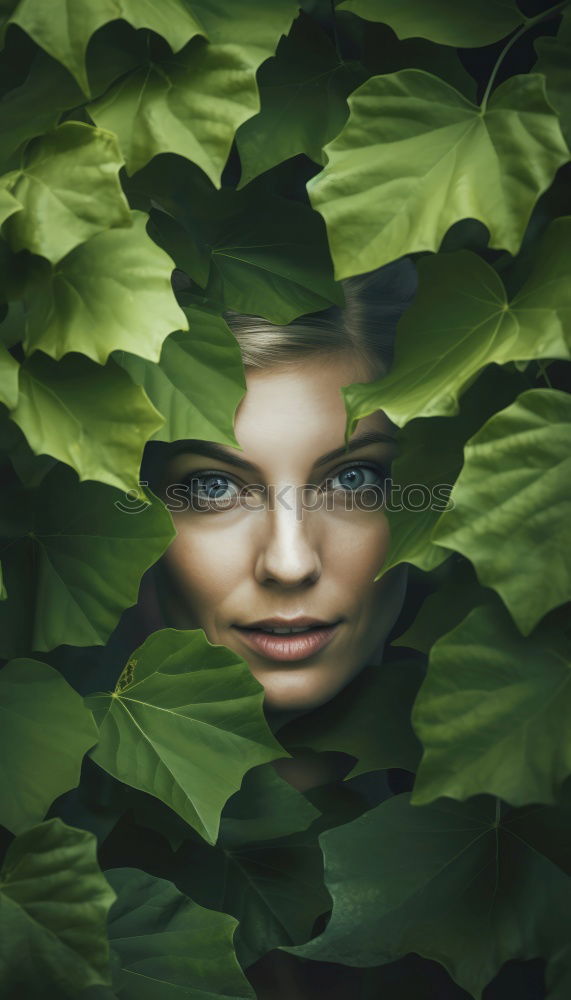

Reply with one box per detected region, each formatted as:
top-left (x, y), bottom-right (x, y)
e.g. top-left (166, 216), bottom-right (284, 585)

top-left (432, 388), bottom-right (571, 635)
top-left (1, 122), bottom-right (131, 263)
top-left (277, 656), bottom-right (425, 778)
top-left (236, 12), bottom-right (365, 188)
top-left (0, 50), bottom-right (83, 172)
top-left (287, 793), bottom-right (571, 999)
top-left (0, 185), bottom-right (22, 225)
top-left (5, 0), bottom-right (206, 95)
top-left (336, 0), bottom-right (523, 47)
top-left (24, 211), bottom-right (188, 365)
top-left (411, 602), bottom-right (571, 808)
top-left (175, 814), bottom-right (331, 969)
top-left (115, 302), bottom-right (246, 447)
top-left (0, 658), bottom-right (99, 833)
top-left (86, 628), bottom-right (287, 845)
top-left (534, 9), bottom-right (571, 149)
top-left (105, 868), bottom-right (255, 999)
top-left (0, 560), bottom-right (6, 599)
top-left (308, 70), bottom-right (569, 278)
top-left (343, 217), bottom-right (571, 433)
top-left (0, 463), bottom-right (175, 657)
top-left (393, 556), bottom-right (497, 653)
top-left (371, 363), bottom-right (530, 581)
top-left (0, 818), bottom-right (116, 996)
top-left (88, 0), bottom-right (299, 182)
top-left (0, 341), bottom-right (19, 407)
top-left (10, 350), bottom-right (164, 492)
top-left (144, 161), bottom-right (343, 323)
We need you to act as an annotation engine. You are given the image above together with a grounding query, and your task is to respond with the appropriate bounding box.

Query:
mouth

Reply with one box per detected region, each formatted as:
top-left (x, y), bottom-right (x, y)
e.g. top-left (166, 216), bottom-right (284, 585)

top-left (231, 621), bottom-right (341, 663)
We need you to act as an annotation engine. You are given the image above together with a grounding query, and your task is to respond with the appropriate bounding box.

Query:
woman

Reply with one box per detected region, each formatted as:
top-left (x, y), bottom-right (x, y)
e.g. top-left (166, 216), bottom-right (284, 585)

top-left (141, 257), bottom-right (417, 726)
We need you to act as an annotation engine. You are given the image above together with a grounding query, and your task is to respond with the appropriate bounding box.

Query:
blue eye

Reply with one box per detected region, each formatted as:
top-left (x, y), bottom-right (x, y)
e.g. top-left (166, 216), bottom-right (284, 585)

top-left (189, 473), bottom-right (240, 503)
top-left (326, 463), bottom-right (387, 492)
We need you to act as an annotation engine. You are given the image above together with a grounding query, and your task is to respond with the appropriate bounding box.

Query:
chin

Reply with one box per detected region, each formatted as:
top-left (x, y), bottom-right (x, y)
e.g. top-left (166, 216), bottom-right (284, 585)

top-left (256, 665), bottom-right (356, 715)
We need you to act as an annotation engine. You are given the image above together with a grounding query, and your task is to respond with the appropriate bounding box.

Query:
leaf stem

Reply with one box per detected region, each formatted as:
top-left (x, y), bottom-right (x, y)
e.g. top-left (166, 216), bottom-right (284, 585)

top-left (536, 359), bottom-right (554, 388)
top-left (480, 0), bottom-right (570, 111)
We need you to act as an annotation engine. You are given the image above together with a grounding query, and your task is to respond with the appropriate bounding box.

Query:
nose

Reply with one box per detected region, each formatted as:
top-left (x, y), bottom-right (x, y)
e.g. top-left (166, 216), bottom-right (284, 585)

top-left (254, 485), bottom-right (322, 587)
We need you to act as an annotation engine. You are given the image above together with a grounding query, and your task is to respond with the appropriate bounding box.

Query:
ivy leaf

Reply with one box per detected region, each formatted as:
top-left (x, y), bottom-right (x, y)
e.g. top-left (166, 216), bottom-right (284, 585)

top-left (393, 556), bottom-right (497, 654)
top-left (534, 9), bottom-right (571, 149)
top-left (0, 185), bottom-right (22, 225)
top-left (0, 463), bottom-right (175, 657)
top-left (10, 350), bottom-right (164, 492)
top-left (24, 211), bottom-right (188, 365)
top-left (277, 657), bottom-right (425, 778)
top-left (0, 50), bottom-right (83, 172)
top-left (343, 217), bottom-right (571, 434)
top-left (86, 628), bottom-right (287, 845)
top-left (432, 389), bottom-right (571, 636)
top-left (336, 0), bottom-right (523, 47)
top-left (144, 161), bottom-right (343, 323)
top-left (115, 302), bottom-right (246, 447)
top-left (0, 818), bottom-right (116, 996)
top-left (0, 341), bottom-right (19, 407)
top-left (411, 602), bottom-right (571, 808)
top-left (0, 658), bottom-right (99, 834)
top-left (1, 122), bottom-right (131, 264)
top-left (4, 0), bottom-right (206, 95)
top-left (308, 70), bottom-right (569, 278)
top-left (236, 12), bottom-right (366, 188)
top-left (286, 793), bottom-right (571, 999)
top-left (373, 364), bottom-right (530, 581)
top-left (105, 868), bottom-right (255, 999)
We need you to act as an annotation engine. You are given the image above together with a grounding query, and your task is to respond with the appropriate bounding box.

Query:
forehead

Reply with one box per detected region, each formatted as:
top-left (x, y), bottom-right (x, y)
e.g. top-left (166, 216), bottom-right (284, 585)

top-left (235, 351), bottom-right (395, 453)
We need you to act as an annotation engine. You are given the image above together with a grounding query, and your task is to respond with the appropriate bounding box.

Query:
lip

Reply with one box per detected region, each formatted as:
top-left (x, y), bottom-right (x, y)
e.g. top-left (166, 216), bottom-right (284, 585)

top-left (238, 616), bottom-right (335, 629)
top-left (232, 621), bottom-right (341, 662)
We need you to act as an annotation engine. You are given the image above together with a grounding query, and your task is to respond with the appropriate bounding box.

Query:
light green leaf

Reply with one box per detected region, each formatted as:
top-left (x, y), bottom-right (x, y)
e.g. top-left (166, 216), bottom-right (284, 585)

top-left (115, 302), bottom-right (246, 447)
top-left (337, 0), bottom-right (523, 47)
top-left (411, 602), bottom-right (571, 808)
top-left (0, 658), bottom-right (99, 833)
top-left (144, 161), bottom-right (343, 322)
top-left (86, 628), bottom-right (287, 845)
top-left (0, 463), bottom-right (175, 657)
top-left (343, 217), bottom-right (571, 434)
top-left (0, 341), bottom-right (19, 407)
top-left (534, 9), bottom-right (571, 149)
top-left (88, 0), bottom-right (299, 182)
top-left (309, 69), bottom-right (569, 279)
top-left (372, 363), bottom-right (530, 581)
top-left (236, 12), bottom-right (365, 187)
top-left (10, 350), bottom-right (164, 492)
top-left (287, 793), bottom-right (571, 999)
top-left (6, 0), bottom-right (205, 94)
top-left (0, 186), bottom-right (22, 225)
top-left (0, 818), bottom-right (116, 996)
top-left (24, 211), bottom-right (188, 365)
top-left (106, 868), bottom-right (255, 999)
top-left (277, 657), bottom-right (425, 778)
top-left (432, 389), bottom-right (571, 635)
top-left (1, 122), bottom-right (131, 264)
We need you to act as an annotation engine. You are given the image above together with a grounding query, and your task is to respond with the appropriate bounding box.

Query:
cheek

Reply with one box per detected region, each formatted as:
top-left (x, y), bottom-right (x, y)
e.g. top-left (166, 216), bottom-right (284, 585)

top-left (162, 517), bottom-right (244, 608)
top-left (323, 509), bottom-right (391, 587)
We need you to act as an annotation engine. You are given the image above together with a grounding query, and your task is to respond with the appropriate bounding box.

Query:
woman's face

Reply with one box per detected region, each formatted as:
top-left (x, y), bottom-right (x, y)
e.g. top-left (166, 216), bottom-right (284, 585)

top-left (153, 350), bottom-right (407, 719)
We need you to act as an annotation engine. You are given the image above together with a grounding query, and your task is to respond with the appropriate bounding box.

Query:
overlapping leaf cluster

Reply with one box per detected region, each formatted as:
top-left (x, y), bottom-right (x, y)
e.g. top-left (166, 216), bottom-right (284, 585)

top-left (0, 0), bottom-right (570, 997)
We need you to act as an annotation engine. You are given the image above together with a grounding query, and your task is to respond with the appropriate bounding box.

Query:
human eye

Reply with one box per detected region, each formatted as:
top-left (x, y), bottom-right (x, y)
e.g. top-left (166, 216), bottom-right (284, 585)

top-left (183, 469), bottom-right (243, 510)
top-left (324, 462), bottom-right (389, 493)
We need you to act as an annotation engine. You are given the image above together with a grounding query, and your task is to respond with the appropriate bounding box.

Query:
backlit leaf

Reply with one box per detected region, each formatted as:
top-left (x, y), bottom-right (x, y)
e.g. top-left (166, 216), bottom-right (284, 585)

top-left (309, 70), bottom-right (569, 278)
top-left (336, 0), bottom-right (523, 47)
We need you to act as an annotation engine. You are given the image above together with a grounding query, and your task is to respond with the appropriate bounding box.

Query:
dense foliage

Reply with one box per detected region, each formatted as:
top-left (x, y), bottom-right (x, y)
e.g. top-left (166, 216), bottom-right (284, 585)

top-left (0, 1), bottom-right (570, 997)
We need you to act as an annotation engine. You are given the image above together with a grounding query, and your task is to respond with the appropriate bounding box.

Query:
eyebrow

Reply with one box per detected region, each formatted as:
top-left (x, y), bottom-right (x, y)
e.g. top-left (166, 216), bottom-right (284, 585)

top-left (168, 430), bottom-right (397, 474)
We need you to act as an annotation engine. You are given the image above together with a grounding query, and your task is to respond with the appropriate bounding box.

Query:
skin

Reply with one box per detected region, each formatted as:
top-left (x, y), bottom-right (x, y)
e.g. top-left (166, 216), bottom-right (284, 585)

top-left (150, 348), bottom-right (408, 730)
